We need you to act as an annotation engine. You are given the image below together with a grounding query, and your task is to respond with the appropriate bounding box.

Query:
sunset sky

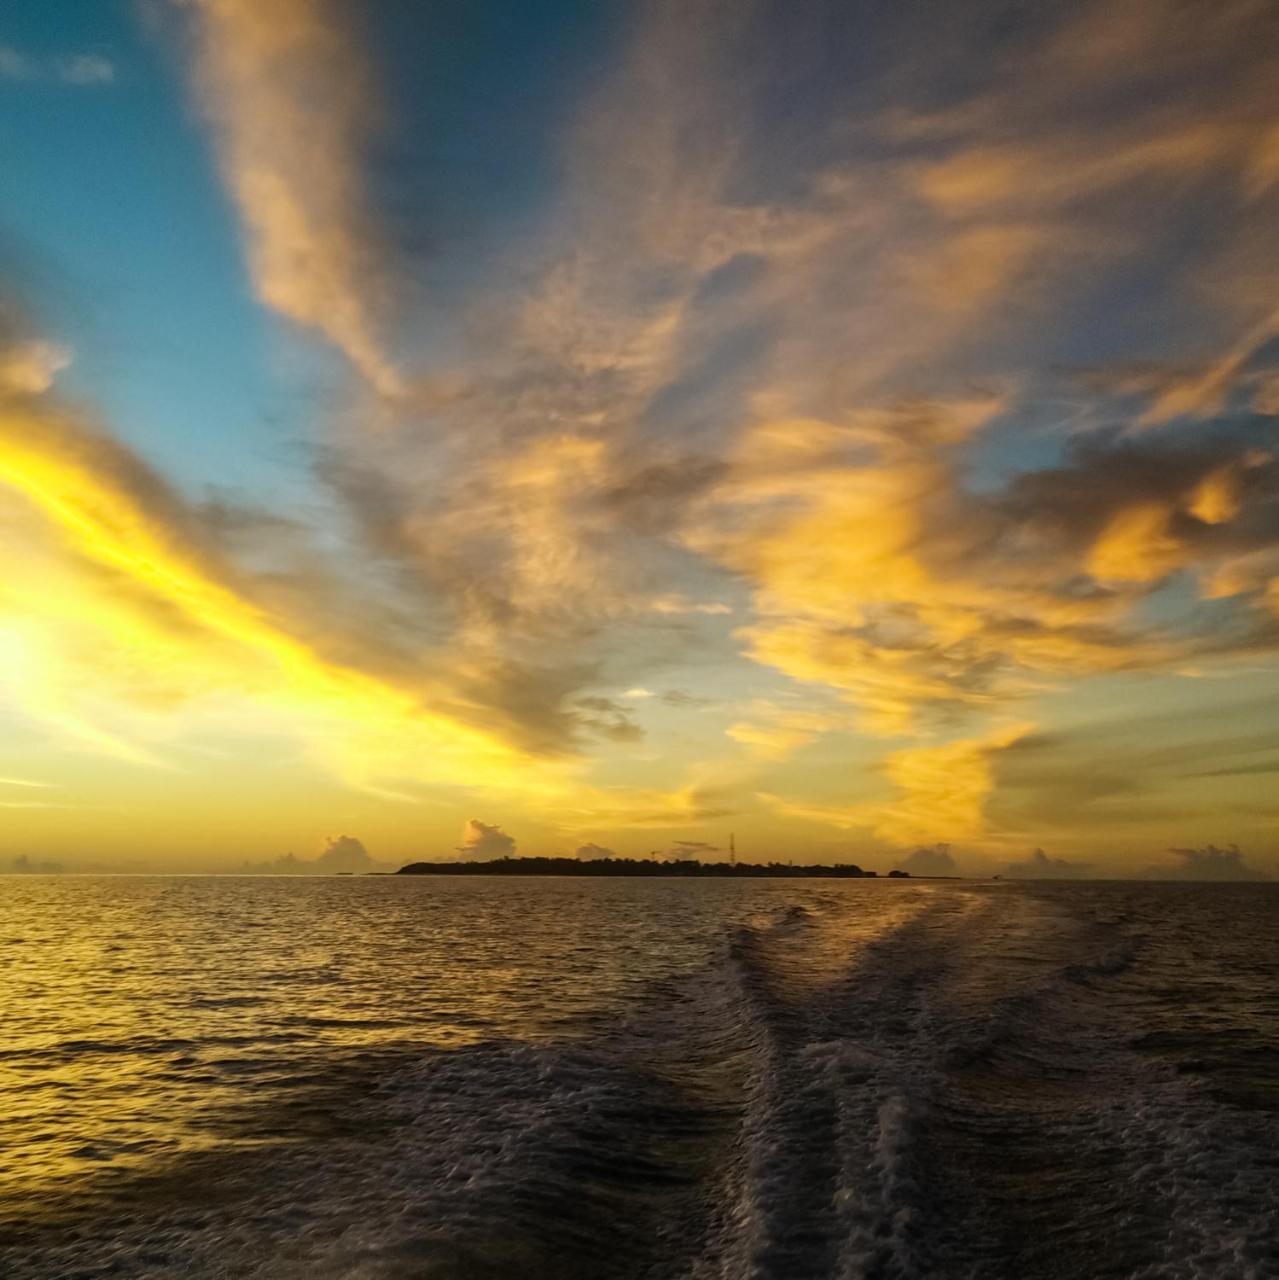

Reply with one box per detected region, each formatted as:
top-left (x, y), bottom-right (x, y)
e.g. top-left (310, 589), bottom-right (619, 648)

top-left (2, 0), bottom-right (1278, 876)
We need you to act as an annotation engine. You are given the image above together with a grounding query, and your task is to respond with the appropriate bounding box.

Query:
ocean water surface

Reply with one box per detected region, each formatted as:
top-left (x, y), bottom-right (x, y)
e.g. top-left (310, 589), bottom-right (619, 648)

top-left (0, 875), bottom-right (1275, 1278)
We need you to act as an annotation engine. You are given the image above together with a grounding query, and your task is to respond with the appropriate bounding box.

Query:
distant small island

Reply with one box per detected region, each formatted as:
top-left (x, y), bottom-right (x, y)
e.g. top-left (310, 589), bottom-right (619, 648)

top-left (397, 856), bottom-right (893, 878)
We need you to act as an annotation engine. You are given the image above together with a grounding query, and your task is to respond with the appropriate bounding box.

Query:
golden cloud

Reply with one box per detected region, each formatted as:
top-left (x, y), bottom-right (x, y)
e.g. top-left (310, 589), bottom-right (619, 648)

top-left (686, 398), bottom-right (1156, 734)
top-left (0, 393), bottom-right (559, 795)
top-left (763, 722), bottom-right (1033, 846)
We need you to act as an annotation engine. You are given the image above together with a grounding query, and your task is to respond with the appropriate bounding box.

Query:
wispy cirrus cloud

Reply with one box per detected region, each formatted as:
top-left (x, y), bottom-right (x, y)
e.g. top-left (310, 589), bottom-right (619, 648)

top-left (264, 0), bottom-right (1279, 850)
top-left (727, 708), bottom-right (846, 761)
top-left (0, 46), bottom-right (116, 85)
top-left (0, 315), bottom-right (752, 834)
top-left (317, 0), bottom-right (1279, 776)
top-left (177, 0), bottom-right (401, 394)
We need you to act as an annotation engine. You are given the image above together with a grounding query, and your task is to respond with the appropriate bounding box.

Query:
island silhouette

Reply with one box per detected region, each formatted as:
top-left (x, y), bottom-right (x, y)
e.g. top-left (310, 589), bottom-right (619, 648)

top-left (396, 856), bottom-right (893, 878)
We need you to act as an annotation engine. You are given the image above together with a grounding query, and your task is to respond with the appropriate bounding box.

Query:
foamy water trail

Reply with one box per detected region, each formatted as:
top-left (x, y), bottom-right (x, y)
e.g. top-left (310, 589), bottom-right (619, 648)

top-left (0, 879), bottom-right (1275, 1278)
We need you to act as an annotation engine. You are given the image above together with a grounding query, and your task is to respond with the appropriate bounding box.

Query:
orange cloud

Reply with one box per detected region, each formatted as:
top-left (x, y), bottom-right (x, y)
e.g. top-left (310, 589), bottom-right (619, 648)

top-left (1187, 465), bottom-right (1246, 525)
top-left (874, 723), bottom-right (1032, 845)
top-left (1087, 503), bottom-right (1184, 584)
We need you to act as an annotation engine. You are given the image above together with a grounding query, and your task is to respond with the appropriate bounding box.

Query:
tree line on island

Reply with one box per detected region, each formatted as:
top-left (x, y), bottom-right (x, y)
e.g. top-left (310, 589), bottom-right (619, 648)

top-left (396, 856), bottom-right (910, 878)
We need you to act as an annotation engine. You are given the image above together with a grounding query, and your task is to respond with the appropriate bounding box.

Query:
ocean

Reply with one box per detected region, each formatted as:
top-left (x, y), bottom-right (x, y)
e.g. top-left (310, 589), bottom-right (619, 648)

top-left (0, 875), bottom-right (1274, 1279)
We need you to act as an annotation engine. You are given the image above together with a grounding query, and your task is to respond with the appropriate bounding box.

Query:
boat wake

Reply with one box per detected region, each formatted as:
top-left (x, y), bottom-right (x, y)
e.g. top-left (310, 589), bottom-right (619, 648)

top-left (3, 886), bottom-right (1276, 1279)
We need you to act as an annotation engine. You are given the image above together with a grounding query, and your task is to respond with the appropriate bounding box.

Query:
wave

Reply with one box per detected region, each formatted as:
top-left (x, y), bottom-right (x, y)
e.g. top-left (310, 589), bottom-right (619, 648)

top-left (2, 885), bottom-right (1276, 1279)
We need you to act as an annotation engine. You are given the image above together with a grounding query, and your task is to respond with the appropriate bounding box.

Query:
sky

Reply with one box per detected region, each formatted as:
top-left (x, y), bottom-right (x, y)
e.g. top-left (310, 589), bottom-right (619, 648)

top-left (1, 0), bottom-right (1278, 877)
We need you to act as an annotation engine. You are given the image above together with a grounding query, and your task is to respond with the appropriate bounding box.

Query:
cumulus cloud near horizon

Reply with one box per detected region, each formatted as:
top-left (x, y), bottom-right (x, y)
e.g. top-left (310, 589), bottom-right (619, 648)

top-left (894, 844), bottom-right (960, 877)
top-left (1139, 844), bottom-right (1272, 881)
top-left (313, 833), bottom-right (375, 873)
top-left (236, 834), bottom-right (379, 874)
top-left (456, 819), bottom-right (516, 860)
top-left (572, 842), bottom-right (616, 860)
top-left (1001, 848), bottom-right (1093, 880)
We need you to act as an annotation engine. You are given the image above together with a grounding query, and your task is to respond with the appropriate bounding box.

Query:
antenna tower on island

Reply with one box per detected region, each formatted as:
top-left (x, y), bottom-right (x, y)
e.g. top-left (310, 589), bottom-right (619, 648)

top-left (729, 832), bottom-right (736, 865)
